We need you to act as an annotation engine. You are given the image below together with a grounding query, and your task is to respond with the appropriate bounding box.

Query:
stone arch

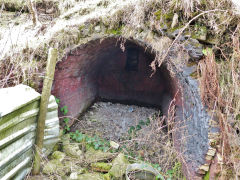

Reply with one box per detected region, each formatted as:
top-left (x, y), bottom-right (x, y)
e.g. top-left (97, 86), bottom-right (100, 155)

top-left (52, 35), bottom-right (218, 179)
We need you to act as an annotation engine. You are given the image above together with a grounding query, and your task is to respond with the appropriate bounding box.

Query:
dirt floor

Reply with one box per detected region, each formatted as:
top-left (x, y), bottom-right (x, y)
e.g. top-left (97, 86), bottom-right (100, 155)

top-left (72, 101), bottom-right (161, 142)
top-left (27, 102), bottom-right (182, 180)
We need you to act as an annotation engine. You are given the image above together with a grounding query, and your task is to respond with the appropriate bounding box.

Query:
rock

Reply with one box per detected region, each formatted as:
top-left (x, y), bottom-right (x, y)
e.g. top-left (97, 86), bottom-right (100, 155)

top-left (94, 25), bottom-right (101, 33)
top-left (192, 25), bottom-right (207, 41)
top-left (62, 136), bottom-right (83, 159)
top-left (42, 159), bottom-right (66, 176)
top-left (168, 28), bottom-right (181, 39)
top-left (184, 38), bottom-right (203, 60)
top-left (63, 160), bottom-right (83, 173)
top-left (76, 173), bottom-right (105, 180)
top-left (63, 143), bottom-right (83, 158)
top-left (69, 167), bottom-right (87, 179)
top-left (109, 153), bottom-right (129, 178)
top-left (171, 13), bottom-right (179, 29)
top-left (206, 148), bottom-right (216, 157)
top-left (85, 148), bottom-right (115, 163)
top-left (91, 162), bottom-right (112, 172)
top-left (62, 134), bottom-right (71, 145)
top-left (51, 151), bottom-right (66, 161)
top-left (103, 173), bottom-right (111, 180)
top-left (69, 172), bottom-right (78, 180)
top-left (110, 141), bottom-right (120, 149)
top-left (129, 171), bottom-right (156, 180)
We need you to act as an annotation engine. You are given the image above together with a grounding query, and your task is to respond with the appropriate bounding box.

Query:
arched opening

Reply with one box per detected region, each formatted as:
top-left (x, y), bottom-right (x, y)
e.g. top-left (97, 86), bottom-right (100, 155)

top-left (52, 37), bottom-right (181, 124)
top-left (52, 37), bottom-right (213, 178)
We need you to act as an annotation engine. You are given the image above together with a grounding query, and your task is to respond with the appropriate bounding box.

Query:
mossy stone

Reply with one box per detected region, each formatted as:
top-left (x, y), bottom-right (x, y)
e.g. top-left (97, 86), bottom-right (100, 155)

top-left (76, 173), bottom-right (105, 180)
top-left (91, 162), bottom-right (112, 172)
top-left (85, 148), bottom-right (115, 163)
top-left (109, 153), bottom-right (129, 178)
top-left (191, 25), bottom-right (207, 41)
top-left (42, 159), bottom-right (66, 176)
top-left (63, 143), bottom-right (83, 158)
top-left (51, 151), bottom-right (66, 161)
top-left (103, 173), bottom-right (111, 180)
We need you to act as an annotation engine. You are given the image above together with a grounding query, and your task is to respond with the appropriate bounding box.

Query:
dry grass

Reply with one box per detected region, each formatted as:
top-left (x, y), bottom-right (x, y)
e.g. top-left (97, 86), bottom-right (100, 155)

top-left (217, 31), bottom-right (240, 179)
top-left (197, 23), bottom-right (240, 178)
top-left (198, 48), bottom-right (220, 109)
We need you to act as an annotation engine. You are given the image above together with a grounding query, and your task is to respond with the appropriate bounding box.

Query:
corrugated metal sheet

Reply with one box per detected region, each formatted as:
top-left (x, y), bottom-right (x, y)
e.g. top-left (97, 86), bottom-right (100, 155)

top-left (0, 85), bottom-right (60, 180)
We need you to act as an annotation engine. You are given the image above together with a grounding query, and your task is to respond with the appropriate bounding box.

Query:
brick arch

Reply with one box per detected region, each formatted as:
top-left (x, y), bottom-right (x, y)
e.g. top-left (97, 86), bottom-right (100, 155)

top-left (52, 37), bottom-right (180, 123)
top-left (52, 36), bottom-right (218, 179)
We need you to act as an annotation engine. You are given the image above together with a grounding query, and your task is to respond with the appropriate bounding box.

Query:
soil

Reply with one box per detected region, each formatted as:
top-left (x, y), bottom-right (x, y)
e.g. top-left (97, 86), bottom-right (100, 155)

top-left (72, 101), bottom-right (161, 142)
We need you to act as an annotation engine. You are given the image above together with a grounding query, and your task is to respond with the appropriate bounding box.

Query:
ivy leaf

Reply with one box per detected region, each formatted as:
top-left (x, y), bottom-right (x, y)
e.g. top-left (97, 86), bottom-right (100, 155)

top-left (146, 118), bottom-right (151, 125)
top-left (139, 120), bottom-right (146, 126)
top-left (128, 126), bottom-right (135, 134)
top-left (136, 124), bottom-right (142, 131)
top-left (55, 97), bottom-right (60, 104)
top-left (64, 118), bottom-right (70, 124)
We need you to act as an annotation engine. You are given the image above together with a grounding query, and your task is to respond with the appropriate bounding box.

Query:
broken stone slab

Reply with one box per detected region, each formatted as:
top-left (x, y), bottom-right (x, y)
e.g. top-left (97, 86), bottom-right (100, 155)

top-left (61, 134), bottom-right (83, 159)
top-left (69, 168), bottom-right (87, 179)
top-left (110, 141), bottom-right (120, 149)
top-left (42, 159), bottom-right (69, 176)
top-left (51, 151), bottom-right (66, 162)
top-left (63, 143), bottom-right (83, 159)
top-left (85, 148), bottom-right (116, 164)
top-left (109, 153), bottom-right (129, 178)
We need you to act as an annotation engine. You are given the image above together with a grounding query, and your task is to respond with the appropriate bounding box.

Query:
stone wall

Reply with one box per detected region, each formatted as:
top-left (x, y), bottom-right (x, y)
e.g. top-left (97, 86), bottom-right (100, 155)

top-left (0, 85), bottom-right (59, 180)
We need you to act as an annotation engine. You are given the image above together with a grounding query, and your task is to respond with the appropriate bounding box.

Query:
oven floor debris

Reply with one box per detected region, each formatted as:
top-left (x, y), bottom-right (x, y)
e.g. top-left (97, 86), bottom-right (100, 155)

top-left (72, 102), bottom-right (160, 141)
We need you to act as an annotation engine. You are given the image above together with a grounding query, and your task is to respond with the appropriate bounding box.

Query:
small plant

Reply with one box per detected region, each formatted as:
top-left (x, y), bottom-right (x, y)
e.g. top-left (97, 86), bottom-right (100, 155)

top-left (54, 97), bottom-right (60, 104)
top-left (127, 118), bottom-right (151, 136)
top-left (70, 130), bottom-right (111, 152)
top-left (165, 161), bottom-right (184, 180)
top-left (57, 100), bottom-right (70, 133)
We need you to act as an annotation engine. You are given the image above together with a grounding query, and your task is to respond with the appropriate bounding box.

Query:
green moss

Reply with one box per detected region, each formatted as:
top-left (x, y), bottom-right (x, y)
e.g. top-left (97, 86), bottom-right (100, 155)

top-left (91, 162), bottom-right (112, 172)
top-left (103, 173), bottom-right (111, 180)
top-left (202, 48), bottom-right (213, 56)
top-left (190, 71), bottom-right (198, 79)
top-left (164, 12), bottom-right (174, 22)
top-left (203, 171), bottom-right (210, 180)
top-left (109, 153), bottom-right (129, 178)
top-left (77, 173), bottom-right (105, 180)
top-left (154, 10), bottom-right (162, 21)
top-left (154, 10), bottom-right (174, 28)
top-left (168, 25), bottom-right (184, 33)
top-left (191, 25), bottom-right (207, 41)
top-left (106, 25), bottom-right (123, 35)
top-left (51, 151), bottom-right (66, 161)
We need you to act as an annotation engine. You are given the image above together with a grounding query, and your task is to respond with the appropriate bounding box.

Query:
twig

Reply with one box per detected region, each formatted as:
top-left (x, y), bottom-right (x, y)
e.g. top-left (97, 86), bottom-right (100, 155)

top-left (27, 0), bottom-right (40, 26)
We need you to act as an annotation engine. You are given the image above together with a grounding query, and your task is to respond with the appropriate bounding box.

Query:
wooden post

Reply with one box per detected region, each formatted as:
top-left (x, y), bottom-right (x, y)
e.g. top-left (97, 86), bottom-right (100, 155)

top-left (32, 48), bottom-right (58, 175)
top-left (27, 0), bottom-right (39, 26)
